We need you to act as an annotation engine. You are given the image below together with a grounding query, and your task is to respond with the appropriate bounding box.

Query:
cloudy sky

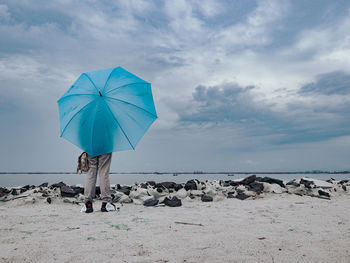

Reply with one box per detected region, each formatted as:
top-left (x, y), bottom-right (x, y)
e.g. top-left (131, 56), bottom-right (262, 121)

top-left (1, 0), bottom-right (350, 172)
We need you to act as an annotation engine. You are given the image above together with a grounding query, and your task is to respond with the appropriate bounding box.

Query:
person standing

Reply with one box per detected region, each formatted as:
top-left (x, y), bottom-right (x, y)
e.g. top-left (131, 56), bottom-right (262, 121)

top-left (81, 153), bottom-right (117, 213)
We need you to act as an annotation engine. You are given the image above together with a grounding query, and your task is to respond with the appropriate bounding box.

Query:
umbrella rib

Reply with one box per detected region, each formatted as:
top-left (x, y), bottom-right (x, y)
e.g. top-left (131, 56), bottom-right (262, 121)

top-left (104, 82), bottom-right (147, 95)
top-left (60, 100), bottom-right (96, 137)
top-left (104, 96), bottom-right (157, 118)
top-left (103, 101), bottom-right (135, 150)
top-left (102, 67), bottom-right (118, 93)
top-left (82, 73), bottom-right (100, 93)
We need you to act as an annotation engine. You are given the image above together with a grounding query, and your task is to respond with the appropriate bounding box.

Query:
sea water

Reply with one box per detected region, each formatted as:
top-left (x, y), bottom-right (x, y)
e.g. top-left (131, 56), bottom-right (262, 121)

top-left (0, 173), bottom-right (349, 187)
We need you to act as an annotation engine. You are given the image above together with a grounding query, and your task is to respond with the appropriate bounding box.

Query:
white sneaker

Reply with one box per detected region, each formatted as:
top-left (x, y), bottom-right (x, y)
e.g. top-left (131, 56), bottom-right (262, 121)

top-left (80, 201), bottom-right (93, 213)
top-left (101, 202), bottom-right (119, 212)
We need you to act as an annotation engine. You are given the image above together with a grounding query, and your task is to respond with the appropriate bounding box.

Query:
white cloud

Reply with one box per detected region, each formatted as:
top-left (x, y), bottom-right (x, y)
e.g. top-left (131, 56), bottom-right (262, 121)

top-left (216, 0), bottom-right (289, 47)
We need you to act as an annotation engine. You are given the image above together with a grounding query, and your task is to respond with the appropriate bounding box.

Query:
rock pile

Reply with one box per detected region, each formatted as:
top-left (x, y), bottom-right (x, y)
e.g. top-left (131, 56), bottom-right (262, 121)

top-left (0, 176), bottom-right (349, 207)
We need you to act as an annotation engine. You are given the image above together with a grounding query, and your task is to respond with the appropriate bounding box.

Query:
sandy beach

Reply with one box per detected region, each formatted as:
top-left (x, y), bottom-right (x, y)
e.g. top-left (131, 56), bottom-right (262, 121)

top-left (1, 189), bottom-right (350, 263)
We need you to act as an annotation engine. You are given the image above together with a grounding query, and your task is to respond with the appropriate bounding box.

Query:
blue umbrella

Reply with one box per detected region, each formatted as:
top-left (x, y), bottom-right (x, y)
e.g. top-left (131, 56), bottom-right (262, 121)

top-left (58, 66), bottom-right (157, 157)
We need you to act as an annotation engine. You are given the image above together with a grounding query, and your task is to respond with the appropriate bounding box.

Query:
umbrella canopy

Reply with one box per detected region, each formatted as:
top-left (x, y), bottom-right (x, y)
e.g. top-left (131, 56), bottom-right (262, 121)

top-left (58, 66), bottom-right (157, 157)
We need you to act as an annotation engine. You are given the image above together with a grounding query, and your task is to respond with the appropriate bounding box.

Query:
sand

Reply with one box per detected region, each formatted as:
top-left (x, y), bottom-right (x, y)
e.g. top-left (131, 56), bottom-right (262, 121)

top-left (1, 193), bottom-right (350, 263)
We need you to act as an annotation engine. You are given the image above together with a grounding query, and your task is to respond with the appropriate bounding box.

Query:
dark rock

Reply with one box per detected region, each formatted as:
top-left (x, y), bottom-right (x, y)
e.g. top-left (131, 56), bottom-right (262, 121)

top-left (154, 183), bottom-right (165, 189)
top-left (229, 181), bottom-right (240, 187)
top-left (159, 182), bottom-right (176, 189)
top-left (39, 182), bottom-right (49, 187)
top-left (10, 189), bottom-right (18, 195)
top-left (50, 182), bottom-right (67, 189)
top-left (223, 180), bottom-right (231, 187)
top-left (140, 183), bottom-right (148, 189)
top-left (60, 185), bottom-right (78, 197)
top-left (300, 179), bottom-right (314, 189)
top-left (257, 177), bottom-right (285, 188)
top-left (22, 185), bottom-right (31, 190)
top-left (164, 196), bottom-right (182, 207)
top-left (342, 185), bottom-right (347, 191)
top-left (339, 180), bottom-right (349, 185)
top-left (174, 184), bottom-right (183, 191)
top-left (0, 187), bottom-right (10, 198)
top-left (169, 189), bottom-right (173, 193)
top-left (184, 180), bottom-right (197, 191)
top-left (236, 193), bottom-right (250, 200)
top-left (199, 182), bottom-right (206, 190)
top-left (46, 197), bottom-right (52, 204)
top-left (156, 187), bottom-right (163, 193)
top-left (143, 199), bottom-right (159, 207)
top-left (248, 182), bottom-right (264, 194)
top-left (116, 184), bottom-right (121, 190)
top-left (20, 188), bottom-right (28, 194)
top-left (318, 189), bottom-right (330, 197)
top-left (240, 175), bottom-right (256, 185)
top-left (286, 180), bottom-right (300, 187)
top-left (72, 186), bottom-right (84, 195)
top-left (236, 188), bottom-right (245, 194)
top-left (41, 190), bottom-right (49, 197)
top-left (189, 194), bottom-right (195, 199)
top-left (117, 187), bottom-right (130, 196)
top-left (227, 193), bottom-right (235, 198)
top-left (146, 181), bottom-right (156, 186)
top-left (201, 195), bottom-right (213, 202)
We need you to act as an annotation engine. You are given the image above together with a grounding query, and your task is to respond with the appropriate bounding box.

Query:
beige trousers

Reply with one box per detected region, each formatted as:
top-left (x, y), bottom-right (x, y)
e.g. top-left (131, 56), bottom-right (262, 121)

top-left (84, 153), bottom-right (112, 203)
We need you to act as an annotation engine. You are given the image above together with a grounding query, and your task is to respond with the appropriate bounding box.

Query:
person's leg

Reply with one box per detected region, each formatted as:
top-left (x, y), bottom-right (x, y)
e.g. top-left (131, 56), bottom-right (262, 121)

top-left (84, 155), bottom-right (98, 203)
top-left (98, 153), bottom-right (112, 203)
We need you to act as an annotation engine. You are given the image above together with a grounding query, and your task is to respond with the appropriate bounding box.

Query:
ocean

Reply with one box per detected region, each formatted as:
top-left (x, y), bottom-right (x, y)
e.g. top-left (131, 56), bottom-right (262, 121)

top-left (0, 173), bottom-right (349, 187)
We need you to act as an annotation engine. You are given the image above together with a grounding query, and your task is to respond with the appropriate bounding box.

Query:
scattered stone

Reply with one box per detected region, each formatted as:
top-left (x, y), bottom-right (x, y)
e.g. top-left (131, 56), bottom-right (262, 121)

top-left (39, 182), bottom-right (49, 187)
top-left (10, 189), bottom-right (18, 195)
top-left (227, 193), bottom-right (235, 198)
top-left (201, 195), bottom-right (213, 202)
top-left (174, 184), bottom-right (183, 191)
top-left (117, 187), bottom-right (130, 196)
top-left (304, 178), bottom-right (333, 188)
top-left (164, 196), bottom-right (182, 207)
top-left (222, 180), bottom-right (231, 187)
top-left (257, 177), bottom-right (285, 188)
top-left (60, 185), bottom-right (78, 197)
top-left (143, 199), bottom-right (159, 207)
top-left (184, 180), bottom-right (197, 191)
top-left (338, 180), bottom-right (349, 185)
top-left (342, 185), bottom-right (347, 191)
top-left (20, 188), bottom-right (28, 194)
top-left (72, 186), bottom-right (84, 195)
top-left (286, 180), bottom-right (300, 187)
top-left (248, 182), bottom-right (264, 194)
top-left (300, 179), bottom-right (314, 189)
top-left (146, 181), bottom-right (156, 186)
top-left (159, 182), bottom-right (176, 189)
top-left (240, 175), bottom-right (256, 185)
top-left (318, 189), bottom-right (330, 197)
top-left (236, 193), bottom-right (250, 200)
top-left (46, 197), bottom-right (52, 204)
top-left (50, 182), bottom-right (67, 188)
top-left (229, 181), bottom-right (240, 186)
top-left (140, 183), bottom-right (148, 189)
